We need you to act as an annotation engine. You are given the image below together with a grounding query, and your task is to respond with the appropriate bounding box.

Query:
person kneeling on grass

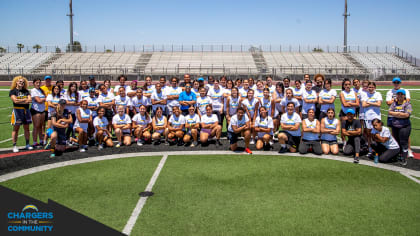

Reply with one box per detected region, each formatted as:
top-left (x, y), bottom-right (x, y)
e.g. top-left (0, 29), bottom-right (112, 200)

top-left (299, 109), bottom-right (322, 155)
top-left (132, 105), bottom-right (152, 146)
top-left (73, 100), bottom-right (92, 152)
top-left (151, 107), bottom-right (168, 145)
top-left (227, 107), bottom-right (252, 154)
top-left (184, 105), bottom-right (200, 147)
top-left (93, 107), bottom-right (113, 150)
top-left (254, 106), bottom-right (274, 150)
top-left (200, 104), bottom-right (222, 146)
top-left (50, 99), bottom-right (73, 158)
top-left (112, 105), bottom-right (132, 147)
top-left (320, 108), bottom-right (341, 155)
top-left (278, 102), bottom-right (302, 153)
top-left (371, 119), bottom-right (401, 164)
top-left (342, 108), bottom-right (362, 163)
top-left (167, 106), bottom-right (186, 146)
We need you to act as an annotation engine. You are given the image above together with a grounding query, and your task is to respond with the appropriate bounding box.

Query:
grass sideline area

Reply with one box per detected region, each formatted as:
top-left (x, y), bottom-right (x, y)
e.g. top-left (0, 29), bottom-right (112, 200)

top-left (0, 156), bottom-right (161, 231)
top-left (2, 154), bottom-right (418, 235)
top-left (1, 86), bottom-right (420, 148)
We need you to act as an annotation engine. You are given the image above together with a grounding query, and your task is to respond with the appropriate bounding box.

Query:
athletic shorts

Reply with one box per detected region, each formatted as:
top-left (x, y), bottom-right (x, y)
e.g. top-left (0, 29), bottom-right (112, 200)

top-left (186, 128), bottom-right (199, 136)
top-left (321, 140), bottom-right (338, 145)
top-left (281, 131), bottom-right (301, 149)
top-left (122, 130), bottom-right (131, 136)
top-left (30, 108), bottom-right (44, 116)
top-left (364, 120), bottom-right (373, 129)
top-left (44, 111), bottom-right (48, 121)
top-left (227, 131), bottom-right (239, 145)
top-left (11, 108), bottom-right (32, 125)
top-left (201, 128), bottom-right (212, 135)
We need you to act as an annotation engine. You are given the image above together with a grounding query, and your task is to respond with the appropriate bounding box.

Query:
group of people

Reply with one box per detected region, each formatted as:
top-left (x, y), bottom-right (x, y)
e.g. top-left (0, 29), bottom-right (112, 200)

top-left (9, 73), bottom-right (413, 165)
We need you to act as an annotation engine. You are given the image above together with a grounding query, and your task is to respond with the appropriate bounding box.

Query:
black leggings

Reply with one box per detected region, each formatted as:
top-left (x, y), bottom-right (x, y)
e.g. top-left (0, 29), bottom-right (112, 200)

top-left (371, 142), bottom-right (400, 163)
top-left (392, 125), bottom-right (411, 159)
top-left (66, 113), bottom-right (76, 139)
top-left (343, 136), bottom-right (361, 156)
top-left (299, 140), bottom-right (322, 155)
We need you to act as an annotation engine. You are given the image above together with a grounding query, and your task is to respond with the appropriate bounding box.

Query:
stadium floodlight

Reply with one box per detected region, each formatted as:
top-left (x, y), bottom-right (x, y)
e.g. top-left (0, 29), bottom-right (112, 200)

top-left (343, 0), bottom-right (350, 53)
top-left (67, 0), bottom-right (74, 52)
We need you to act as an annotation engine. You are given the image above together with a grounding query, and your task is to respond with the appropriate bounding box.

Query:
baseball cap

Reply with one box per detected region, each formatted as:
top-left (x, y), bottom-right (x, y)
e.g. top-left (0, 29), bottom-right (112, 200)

top-left (197, 77), bottom-right (204, 82)
top-left (392, 77), bottom-right (401, 83)
top-left (346, 108), bottom-right (355, 115)
top-left (44, 75), bottom-right (52, 80)
top-left (58, 99), bottom-right (67, 105)
top-left (89, 87), bottom-right (96, 93)
top-left (396, 89), bottom-right (406, 95)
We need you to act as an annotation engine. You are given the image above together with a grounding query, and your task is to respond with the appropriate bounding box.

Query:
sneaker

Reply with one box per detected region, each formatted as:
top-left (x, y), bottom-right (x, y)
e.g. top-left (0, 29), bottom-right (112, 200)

top-left (278, 147), bottom-right (287, 153)
top-left (245, 148), bottom-right (253, 154)
top-left (164, 140), bottom-right (169, 145)
top-left (50, 153), bottom-right (55, 158)
top-left (353, 156), bottom-right (359, 164)
top-left (115, 143), bottom-right (121, 148)
top-left (400, 158), bottom-right (408, 166)
top-left (193, 141), bottom-right (198, 147)
top-left (79, 148), bottom-right (86, 153)
top-left (190, 142), bottom-right (195, 147)
top-left (250, 139), bottom-right (255, 145)
top-left (216, 140), bottom-right (222, 146)
top-left (367, 152), bottom-right (374, 160)
top-left (408, 149), bottom-right (414, 158)
top-left (13, 146), bottom-right (19, 153)
top-left (269, 141), bottom-right (274, 146)
top-left (98, 144), bottom-right (104, 150)
top-left (25, 145), bottom-right (33, 150)
top-left (137, 140), bottom-right (143, 146)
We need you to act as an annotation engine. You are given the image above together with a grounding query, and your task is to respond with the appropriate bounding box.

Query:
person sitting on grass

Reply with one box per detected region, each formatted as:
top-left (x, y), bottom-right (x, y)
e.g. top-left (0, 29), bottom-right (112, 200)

top-left (50, 99), bottom-right (73, 158)
top-left (132, 105), bottom-right (152, 146)
top-left (167, 106), bottom-right (186, 146)
top-left (320, 108), bottom-right (341, 155)
top-left (278, 102), bottom-right (302, 153)
top-left (93, 107), bottom-right (113, 150)
top-left (299, 109), bottom-right (322, 155)
top-left (341, 108), bottom-right (362, 163)
top-left (112, 105), bottom-right (132, 147)
top-left (227, 107), bottom-right (252, 154)
top-left (183, 105), bottom-right (200, 147)
top-left (151, 107), bottom-right (168, 145)
top-left (371, 119), bottom-right (401, 165)
top-left (254, 106), bottom-right (274, 150)
top-left (73, 100), bottom-right (92, 152)
top-left (200, 104), bottom-right (222, 146)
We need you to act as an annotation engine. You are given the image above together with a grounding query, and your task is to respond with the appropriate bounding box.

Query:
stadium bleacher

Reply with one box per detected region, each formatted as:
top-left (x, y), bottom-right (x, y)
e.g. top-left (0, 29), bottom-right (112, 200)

top-left (350, 53), bottom-right (420, 74)
top-left (0, 53), bottom-right (53, 74)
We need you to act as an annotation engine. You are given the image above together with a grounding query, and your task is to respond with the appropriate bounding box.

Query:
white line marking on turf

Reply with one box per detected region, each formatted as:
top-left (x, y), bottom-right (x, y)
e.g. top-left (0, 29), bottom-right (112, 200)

top-left (122, 154), bottom-right (168, 235)
top-left (0, 134), bottom-right (24, 144)
top-left (400, 172), bottom-right (420, 184)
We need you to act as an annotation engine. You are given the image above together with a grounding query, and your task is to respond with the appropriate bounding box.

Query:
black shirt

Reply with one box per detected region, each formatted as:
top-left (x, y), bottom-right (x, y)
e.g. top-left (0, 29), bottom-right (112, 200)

top-left (343, 119), bottom-right (362, 136)
top-left (51, 108), bottom-right (71, 132)
top-left (9, 88), bottom-right (30, 109)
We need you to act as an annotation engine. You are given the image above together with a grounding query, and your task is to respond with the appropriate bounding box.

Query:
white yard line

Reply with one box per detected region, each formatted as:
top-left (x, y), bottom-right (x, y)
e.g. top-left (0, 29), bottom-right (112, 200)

top-left (122, 154), bottom-right (168, 235)
top-left (400, 172), bottom-right (420, 184)
top-left (0, 134), bottom-right (23, 144)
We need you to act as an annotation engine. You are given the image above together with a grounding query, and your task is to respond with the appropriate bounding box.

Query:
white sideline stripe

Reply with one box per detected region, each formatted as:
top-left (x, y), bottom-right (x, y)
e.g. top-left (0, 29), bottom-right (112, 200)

top-left (400, 172), bottom-right (420, 184)
top-left (380, 108), bottom-right (420, 120)
top-left (0, 134), bottom-right (24, 144)
top-left (122, 154), bottom-right (168, 235)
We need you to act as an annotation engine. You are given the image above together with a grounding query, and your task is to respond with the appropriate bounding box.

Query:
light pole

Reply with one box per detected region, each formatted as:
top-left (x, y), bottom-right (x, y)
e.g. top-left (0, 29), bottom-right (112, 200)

top-left (343, 0), bottom-right (350, 53)
top-left (67, 0), bottom-right (74, 52)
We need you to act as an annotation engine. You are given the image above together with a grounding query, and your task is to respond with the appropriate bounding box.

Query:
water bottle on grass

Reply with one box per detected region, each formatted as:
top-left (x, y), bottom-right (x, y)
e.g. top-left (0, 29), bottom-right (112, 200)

top-left (374, 153), bottom-right (379, 164)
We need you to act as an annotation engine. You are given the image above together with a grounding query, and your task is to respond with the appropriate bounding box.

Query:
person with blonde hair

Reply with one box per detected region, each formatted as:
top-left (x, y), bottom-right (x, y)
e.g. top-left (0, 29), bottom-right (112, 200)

top-left (9, 76), bottom-right (33, 152)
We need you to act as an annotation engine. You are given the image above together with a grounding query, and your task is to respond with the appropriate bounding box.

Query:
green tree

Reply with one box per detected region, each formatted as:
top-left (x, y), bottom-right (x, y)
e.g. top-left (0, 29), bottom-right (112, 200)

top-left (312, 48), bottom-right (324, 53)
top-left (55, 47), bottom-right (62, 53)
top-left (17, 43), bottom-right (24, 53)
top-left (105, 49), bottom-right (113, 53)
top-left (66, 41), bottom-right (82, 52)
top-left (0, 47), bottom-right (6, 53)
top-left (33, 44), bottom-right (42, 53)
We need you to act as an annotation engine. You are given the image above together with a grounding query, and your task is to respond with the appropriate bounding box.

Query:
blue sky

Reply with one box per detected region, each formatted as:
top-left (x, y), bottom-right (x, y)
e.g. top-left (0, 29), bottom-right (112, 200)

top-left (1, 0), bottom-right (419, 57)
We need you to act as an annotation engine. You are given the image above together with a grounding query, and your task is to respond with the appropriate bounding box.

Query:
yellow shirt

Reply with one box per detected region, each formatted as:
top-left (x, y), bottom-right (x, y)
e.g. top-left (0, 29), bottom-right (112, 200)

top-left (40, 85), bottom-right (53, 111)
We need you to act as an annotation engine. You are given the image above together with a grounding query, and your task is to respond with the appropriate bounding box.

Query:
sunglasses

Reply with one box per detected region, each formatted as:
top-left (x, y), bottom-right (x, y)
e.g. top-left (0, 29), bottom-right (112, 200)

top-left (185, 86), bottom-right (191, 88)
top-left (393, 82), bottom-right (401, 84)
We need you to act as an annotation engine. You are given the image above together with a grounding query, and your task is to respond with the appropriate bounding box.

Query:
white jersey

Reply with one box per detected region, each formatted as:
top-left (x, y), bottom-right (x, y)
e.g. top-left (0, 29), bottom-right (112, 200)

top-left (260, 97), bottom-right (274, 117)
top-left (93, 116), bottom-right (108, 136)
top-left (239, 88), bottom-right (250, 98)
top-left (223, 89), bottom-right (232, 112)
top-left (191, 88), bottom-right (200, 97)
top-left (292, 87), bottom-right (304, 106)
top-left (321, 118), bottom-right (339, 141)
top-left (46, 94), bottom-right (61, 114)
top-left (371, 126), bottom-right (399, 150)
top-left (115, 95), bottom-right (129, 110)
top-left (361, 91), bottom-right (382, 120)
top-left (255, 116), bottom-right (274, 137)
top-left (84, 96), bottom-right (100, 116)
top-left (242, 98), bottom-right (259, 119)
top-left (302, 89), bottom-right (318, 115)
top-left (78, 89), bottom-right (90, 100)
top-left (130, 96), bottom-right (150, 112)
top-left (151, 90), bottom-right (167, 112)
top-left (114, 85), bottom-right (129, 94)
top-left (98, 92), bottom-right (115, 105)
top-left (302, 118), bottom-right (319, 141)
top-left (168, 114), bottom-right (186, 129)
top-left (64, 92), bottom-right (80, 114)
top-left (185, 113), bottom-right (200, 126)
top-left (112, 114), bottom-right (131, 132)
top-left (208, 87), bottom-right (225, 111)
top-left (280, 97), bottom-right (300, 112)
top-left (201, 114), bottom-right (219, 125)
top-left (319, 89), bottom-right (337, 113)
top-left (227, 96), bottom-right (240, 116)
top-left (153, 115), bottom-right (166, 133)
top-left (74, 108), bottom-right (91, 131)
top-left (196, 96), bottom-right (212, 116)
top-left (143, 85), bottom-right (155, 97)
top-left (132, 113), bottom-right (152, 127)
top-left (228, 114), bottom-right (249, 133)
top-left (30, 88), bottom-right (46, 112)
top-left (359, 90), bottom-right (368, 119)
top-left (280, 112), bottom-right (302, 137)
top-left (267, 85), bottom-right (276, 94)
top-left (164, 86), bottom-right (183, 109)
top-left (254, 89), bottom-right (264, 100)
top-left (340, 90), bottom-right (358, 113)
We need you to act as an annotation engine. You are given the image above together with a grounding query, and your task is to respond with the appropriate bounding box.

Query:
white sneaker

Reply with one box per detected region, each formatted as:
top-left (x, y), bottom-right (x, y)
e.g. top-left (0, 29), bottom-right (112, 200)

top-left (98, 144), bottom-right (104, 150)
top-left (79, 148), bottom-right (86, 153)
top-left (250, 139), bottom-right (255, 145)
top-left (408, 149), bottom-right (414, 158)
top-left (137, 140), bottom-right (143, 146)
top-left (116, 143), bottom-right (121, 148)
top-left (13, 146), bottom-right (19, 153)
top-left (25, 145), bottom-right (33, 150)
top-left (269, 141), bottom-right (274, 146)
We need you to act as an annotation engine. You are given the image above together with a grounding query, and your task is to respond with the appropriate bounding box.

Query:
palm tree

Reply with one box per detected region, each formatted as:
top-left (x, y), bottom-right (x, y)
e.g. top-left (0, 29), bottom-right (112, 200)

top-left (0, 47), bottom-right (6, 53)
top-left (33, 44), bottom-right (42, 53)
top-left (17, 43), bottom-right (24, 53)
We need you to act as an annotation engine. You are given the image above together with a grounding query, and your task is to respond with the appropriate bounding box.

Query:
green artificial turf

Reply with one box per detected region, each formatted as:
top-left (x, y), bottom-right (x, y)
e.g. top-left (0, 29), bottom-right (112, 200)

top-left (0, 156), bottom-right (162, 231)
top-left (133, 155), bottom-right (420, 236)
